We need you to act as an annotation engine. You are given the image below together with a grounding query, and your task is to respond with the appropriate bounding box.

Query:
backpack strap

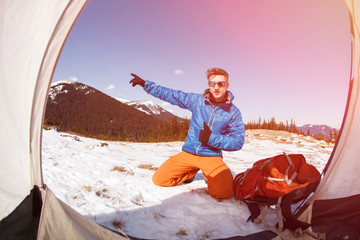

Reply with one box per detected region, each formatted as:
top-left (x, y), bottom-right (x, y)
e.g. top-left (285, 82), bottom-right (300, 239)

top-left (244, 181), bottom-right (321, 233)
top-left (245, 197), bottom-right (278, 222)
top-left (283, 152), bottom-right (295, 169)
top-left (280, 182), bottom-right (320, 231)
top-left (263, 168), bottom-right (298, 186)
top-left (263, 153), bottom-right (298, 186)
top-left (245, 201), bottom-right (261, 223)
top-left (245, 197), bottom-right (289, 239)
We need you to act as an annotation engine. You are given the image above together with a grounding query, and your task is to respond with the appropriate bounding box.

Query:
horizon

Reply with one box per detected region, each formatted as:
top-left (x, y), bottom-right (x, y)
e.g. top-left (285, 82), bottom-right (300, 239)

top-left (51, 79), bottom-right (341, 129)
top-left (53, 0), bottom-right (351, 129)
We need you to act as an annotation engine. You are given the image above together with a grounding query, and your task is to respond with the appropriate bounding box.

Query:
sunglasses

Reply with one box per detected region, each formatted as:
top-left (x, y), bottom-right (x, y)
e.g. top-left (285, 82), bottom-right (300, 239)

top-left (208, 81), bottom-right (227, 88)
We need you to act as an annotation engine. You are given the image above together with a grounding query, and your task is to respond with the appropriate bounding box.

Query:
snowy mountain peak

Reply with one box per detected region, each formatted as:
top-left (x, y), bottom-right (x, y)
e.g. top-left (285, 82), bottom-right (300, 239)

top-left (297, 124), bottom-right (338, 139)
top-left (127, 100), bottom-right (165, 115)
top-left (51, 79), bottom-right (76, 87)
top-left (116, 98), bottom-right (171, 119)
top-left (49, 81), bottom-right (70, 102)
top-left (49, 80), bottom-right (95, 103)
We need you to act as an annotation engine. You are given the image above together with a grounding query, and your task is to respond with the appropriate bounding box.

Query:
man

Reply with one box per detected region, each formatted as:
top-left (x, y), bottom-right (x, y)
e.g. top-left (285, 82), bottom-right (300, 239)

top-left (129, 68), bottom-right (245, 199)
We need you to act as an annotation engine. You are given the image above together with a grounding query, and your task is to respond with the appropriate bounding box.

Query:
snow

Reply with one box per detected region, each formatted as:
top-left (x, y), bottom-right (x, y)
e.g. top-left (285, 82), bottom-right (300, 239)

top-left (42, 129), bottom-right (333, 239)
top-left (115, 97), bottom-right (131, 103)
top-left (49, 80), bottom-right (95, 101)
top-left (51, 79), bottom-right (75, 87)
top-left (128, 100), bottom-right (163, 115)
top-left (117, 99), bottom-right (165, 116)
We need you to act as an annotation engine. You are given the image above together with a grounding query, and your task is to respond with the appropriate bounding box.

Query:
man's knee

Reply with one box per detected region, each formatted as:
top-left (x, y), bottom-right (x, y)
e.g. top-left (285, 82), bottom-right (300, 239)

top-left (207, 168), bottom-right (234, 199)
top-left (209, 182), bottom-right (234, 199)
top-left (152, 170), bottom-right (168, 186)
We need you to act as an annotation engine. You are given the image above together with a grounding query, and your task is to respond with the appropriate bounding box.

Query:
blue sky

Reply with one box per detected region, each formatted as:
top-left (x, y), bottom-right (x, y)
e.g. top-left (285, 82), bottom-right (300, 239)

top-left (53, 0), bottom-right (351, 128)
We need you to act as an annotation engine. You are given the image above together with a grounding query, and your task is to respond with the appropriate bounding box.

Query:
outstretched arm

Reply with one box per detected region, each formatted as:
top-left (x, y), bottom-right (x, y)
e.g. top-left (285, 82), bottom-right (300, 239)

top-left (130, 73), bottom-right (198, 111)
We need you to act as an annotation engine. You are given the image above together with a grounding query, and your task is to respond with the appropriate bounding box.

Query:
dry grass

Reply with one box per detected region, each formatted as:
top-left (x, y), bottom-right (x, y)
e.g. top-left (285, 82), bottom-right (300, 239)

top-left (112, 219), bottom-right (125, 229)
top-left (83, 186), bottom-right (110, 198)
top-left (153, 212), bottom-right (166, 221)
top-left (95, 188), bottom-right (110, 199)
top-left (60, 134), bottom-right (80, 141)
top-left (84, 186), bottom-right (92, 192)
top-left (111, 166), bottom-right (134, 175)
top-left (111, 166), bottom-right (127, 172)
top-left (176, 227), bottom-right (187, 236)
top-left (199, 231), bottom-right (212, 240)
top-left (138, 163), bottom-right (158, 171)
top-left (245, 129), bottom-right (334, 147)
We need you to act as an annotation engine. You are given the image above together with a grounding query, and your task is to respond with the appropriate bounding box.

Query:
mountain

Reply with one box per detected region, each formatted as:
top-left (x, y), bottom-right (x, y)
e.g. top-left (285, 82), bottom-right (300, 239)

top-left (45, 80), bottom-right (189, 141)
top-left (297, 124), bottom-right (339, 140)
top-left (115, 98), bottom-right (181, 122)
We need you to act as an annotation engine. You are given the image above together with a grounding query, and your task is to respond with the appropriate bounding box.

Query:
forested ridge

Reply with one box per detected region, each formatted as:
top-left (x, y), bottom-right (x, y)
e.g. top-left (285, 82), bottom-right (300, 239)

top-left (45, 82), bottom-right (189, 142)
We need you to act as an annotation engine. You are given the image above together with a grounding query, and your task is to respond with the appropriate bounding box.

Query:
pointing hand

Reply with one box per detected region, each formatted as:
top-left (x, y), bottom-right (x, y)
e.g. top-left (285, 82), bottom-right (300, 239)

top-left (129, 73), bottom-right (145, 87)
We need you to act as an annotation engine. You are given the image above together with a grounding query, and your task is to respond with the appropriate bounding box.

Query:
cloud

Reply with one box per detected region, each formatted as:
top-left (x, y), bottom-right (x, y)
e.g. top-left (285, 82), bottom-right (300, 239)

top-left (107, 84), bottom-right (115, 90)
top-left (174, 69), bottom-right (184, 75)
top-left (67, 76), bottom-right (78, 82)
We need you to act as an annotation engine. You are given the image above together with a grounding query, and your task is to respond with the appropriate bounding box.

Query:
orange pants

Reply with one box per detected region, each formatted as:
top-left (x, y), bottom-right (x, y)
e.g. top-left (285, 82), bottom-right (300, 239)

top-left (152, 151), bottom-right (234, 199)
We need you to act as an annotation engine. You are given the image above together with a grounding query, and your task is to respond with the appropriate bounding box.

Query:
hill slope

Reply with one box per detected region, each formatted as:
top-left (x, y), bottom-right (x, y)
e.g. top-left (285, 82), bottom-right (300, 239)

top-left (45, 80), bottom-right (171, 141)
top-left (297, 124), bottom-right (338, 139)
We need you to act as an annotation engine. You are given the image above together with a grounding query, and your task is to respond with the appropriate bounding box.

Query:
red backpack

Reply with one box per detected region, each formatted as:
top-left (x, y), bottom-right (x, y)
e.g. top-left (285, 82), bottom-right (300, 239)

top-left (234, 153), bottom-right (323, 237)
top-left (234, 153), bottom-right (320, 200)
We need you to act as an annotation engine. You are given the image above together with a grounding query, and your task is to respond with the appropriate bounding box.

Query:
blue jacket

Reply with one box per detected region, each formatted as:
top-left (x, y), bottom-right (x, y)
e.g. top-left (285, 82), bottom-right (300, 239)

top-left (144, 80), bottom-right (245, 157)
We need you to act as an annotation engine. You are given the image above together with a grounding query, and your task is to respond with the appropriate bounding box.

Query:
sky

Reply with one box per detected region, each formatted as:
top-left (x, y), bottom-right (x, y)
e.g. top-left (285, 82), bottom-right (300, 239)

top-left (42, 128), bottom-right (333, 239)
top-left (53, 0), bottom-right (351, 128)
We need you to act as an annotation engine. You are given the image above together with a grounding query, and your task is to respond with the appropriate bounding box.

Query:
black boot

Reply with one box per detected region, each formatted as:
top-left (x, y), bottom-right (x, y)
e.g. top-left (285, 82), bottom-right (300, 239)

top-left (183, 169), bottom-right (199, 184)
top-left (183, 176), bottom-right (195, 184)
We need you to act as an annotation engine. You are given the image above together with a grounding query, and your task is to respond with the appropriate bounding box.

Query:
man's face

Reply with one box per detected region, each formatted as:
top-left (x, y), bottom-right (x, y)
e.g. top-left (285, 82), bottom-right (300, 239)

top-left (208, 75), bottom-right (229, 103)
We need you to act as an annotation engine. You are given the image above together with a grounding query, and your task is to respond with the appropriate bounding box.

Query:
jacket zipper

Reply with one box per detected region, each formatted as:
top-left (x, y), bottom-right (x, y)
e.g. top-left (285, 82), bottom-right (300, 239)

top-left (196, 104), bottom-right (217, 155)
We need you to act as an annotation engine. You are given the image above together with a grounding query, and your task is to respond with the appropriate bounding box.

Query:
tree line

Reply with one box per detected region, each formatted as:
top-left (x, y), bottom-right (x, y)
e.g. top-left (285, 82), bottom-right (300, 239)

top-left (245, 117), bottom-right (338, 143)
top-left (45, 114), bottom-right (337, 143)
top-left (44, 115), bottom-right (190, 142)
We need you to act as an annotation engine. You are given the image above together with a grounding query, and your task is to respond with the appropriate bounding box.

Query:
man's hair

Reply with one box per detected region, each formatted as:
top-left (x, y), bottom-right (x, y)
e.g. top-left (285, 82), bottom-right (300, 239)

top-left (206, 68), bottom-right (229, 81)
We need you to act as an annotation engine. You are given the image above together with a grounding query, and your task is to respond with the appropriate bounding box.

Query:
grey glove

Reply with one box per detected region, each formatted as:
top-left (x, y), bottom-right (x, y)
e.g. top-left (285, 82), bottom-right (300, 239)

top-left (199, 122), bottom-right (212, 143)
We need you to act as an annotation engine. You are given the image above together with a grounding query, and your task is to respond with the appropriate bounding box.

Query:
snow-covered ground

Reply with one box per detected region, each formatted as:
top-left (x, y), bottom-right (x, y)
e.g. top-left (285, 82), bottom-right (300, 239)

top-left (42, 129), bottom-right (333, 239)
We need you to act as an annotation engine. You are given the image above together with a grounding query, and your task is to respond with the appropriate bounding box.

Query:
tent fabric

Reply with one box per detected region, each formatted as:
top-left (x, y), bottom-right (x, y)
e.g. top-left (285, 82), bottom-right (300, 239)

top-left (312, 195), bottom-right (360, 229)
top-left (0, 0), bottom-right (360, 239)
top-left (309, 0), bottom-right (360, 238)
top-left (314, 0), bottom-right (360, 200)
top-left (30, 0), bottom-right (90, 193)
top-left (38, 188), bottom-right (127, 240)
top-left (0, 0), bottom-right (87, 220)
top-left (0, 187), bottom-right (42, 240)
top-left (0, 1), bottom-right (128, 239)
